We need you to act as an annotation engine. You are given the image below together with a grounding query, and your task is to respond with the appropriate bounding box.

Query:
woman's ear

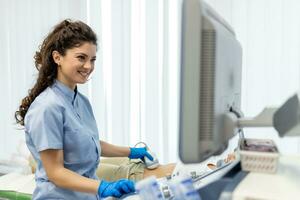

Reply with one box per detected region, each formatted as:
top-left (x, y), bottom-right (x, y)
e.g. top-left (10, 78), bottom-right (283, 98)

top-left (52, 50), bottom-right (62, 65)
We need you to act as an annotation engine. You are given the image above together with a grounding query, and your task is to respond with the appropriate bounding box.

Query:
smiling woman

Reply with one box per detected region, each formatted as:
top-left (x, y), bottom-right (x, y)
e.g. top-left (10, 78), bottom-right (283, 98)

top-left (15, 19), bottom-right (98, 127)
top-left (14, 19), bottom-right (105, 200)
top-left (14, 19), bottom-right (174, 200)
top-left (52, 42), bottom-right (97, 90)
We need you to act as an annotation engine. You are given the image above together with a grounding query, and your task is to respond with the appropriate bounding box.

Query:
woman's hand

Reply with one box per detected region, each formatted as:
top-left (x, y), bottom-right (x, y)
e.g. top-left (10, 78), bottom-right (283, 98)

top-left (128, 147), bottom-right (154, 161)
top-left (98, 179), bottom-right (135, 198)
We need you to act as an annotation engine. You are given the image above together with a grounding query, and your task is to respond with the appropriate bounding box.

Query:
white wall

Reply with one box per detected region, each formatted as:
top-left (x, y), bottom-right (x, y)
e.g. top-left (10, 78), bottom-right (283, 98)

top-left (206, 0), bottom-right (300, 154)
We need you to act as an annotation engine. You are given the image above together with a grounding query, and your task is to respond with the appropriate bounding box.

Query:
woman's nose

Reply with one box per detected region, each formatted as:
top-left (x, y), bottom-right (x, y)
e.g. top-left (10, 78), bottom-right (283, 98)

top-left (84, 62), bottom-right (93, 70)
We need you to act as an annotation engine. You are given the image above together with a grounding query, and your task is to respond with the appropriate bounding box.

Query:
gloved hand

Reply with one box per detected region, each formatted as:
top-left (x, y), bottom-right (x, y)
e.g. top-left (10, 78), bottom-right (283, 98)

top-left (128, 147), bottom-right (154, 161)
top-left (98, 179), bottom-right (135, 198)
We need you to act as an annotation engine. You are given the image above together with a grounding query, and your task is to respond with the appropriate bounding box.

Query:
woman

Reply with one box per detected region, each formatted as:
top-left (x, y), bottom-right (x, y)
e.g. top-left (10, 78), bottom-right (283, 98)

top-left (15, 19), bottom-right (174, 199)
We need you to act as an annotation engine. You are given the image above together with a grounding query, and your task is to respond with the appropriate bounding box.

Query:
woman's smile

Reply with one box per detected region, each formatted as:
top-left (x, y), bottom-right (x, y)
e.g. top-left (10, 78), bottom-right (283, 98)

top-left (78, 70), bottom-right (90, 79)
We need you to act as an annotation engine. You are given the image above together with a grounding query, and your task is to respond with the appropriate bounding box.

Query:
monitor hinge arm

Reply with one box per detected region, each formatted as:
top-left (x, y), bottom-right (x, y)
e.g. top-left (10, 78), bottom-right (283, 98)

top-left (237, 107), bottom-right (278, 128)
top-left (223, 107), bottom-right (277, 140)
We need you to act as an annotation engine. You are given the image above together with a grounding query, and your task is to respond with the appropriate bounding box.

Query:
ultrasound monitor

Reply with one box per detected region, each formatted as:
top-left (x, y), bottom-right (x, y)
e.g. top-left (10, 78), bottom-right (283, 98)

top-left (179, 0), bottom-right (243, 163)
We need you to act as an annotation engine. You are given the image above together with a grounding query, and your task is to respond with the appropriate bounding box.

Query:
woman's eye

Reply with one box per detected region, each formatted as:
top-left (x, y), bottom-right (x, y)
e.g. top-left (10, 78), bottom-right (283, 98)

top-left (78, 56), bottom-right (85, 61)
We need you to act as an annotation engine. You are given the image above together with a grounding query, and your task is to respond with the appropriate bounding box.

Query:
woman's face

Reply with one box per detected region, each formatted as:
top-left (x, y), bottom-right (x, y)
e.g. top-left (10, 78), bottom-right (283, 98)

top-left (54, 42), bottom-right (97, 90)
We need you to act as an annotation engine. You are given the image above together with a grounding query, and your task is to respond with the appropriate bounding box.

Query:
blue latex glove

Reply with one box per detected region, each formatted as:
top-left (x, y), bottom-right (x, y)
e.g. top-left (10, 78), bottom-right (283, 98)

top-left (128, 147), bottom-right (154, 161)
top-left (98, 179), bottom-right (135, 198)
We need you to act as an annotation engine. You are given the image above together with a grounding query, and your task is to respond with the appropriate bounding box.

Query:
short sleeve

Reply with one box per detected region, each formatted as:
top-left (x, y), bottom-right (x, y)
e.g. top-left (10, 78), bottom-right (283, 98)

top-left (25, 102), bottom-right (64, 152)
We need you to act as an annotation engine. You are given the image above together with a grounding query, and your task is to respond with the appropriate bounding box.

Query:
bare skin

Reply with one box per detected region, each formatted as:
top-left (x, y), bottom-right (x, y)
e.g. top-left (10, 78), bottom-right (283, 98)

top-left (143, 163), bottom-right (176, 179)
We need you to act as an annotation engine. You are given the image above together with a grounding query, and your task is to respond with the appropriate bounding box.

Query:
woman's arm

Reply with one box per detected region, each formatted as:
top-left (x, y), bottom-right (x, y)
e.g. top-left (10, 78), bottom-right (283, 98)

top-left (100, 140), bottom-right (130, 157)
top-left (40, 149), bottom-right (99, 194)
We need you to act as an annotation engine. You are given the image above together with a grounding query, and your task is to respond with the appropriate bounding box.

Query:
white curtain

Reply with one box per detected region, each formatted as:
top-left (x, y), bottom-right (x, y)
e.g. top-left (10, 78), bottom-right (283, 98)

top-left (95, 0), bottom-right (180, 163)
top-left (206, 0), bottom-right (300, 154)
top-left (0, 0), bottom-right (180, 164)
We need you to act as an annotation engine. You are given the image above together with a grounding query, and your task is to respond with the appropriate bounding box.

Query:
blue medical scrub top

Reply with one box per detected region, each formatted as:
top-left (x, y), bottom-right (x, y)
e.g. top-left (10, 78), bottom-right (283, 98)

top-left (24, 80), bottom-right (101, 199)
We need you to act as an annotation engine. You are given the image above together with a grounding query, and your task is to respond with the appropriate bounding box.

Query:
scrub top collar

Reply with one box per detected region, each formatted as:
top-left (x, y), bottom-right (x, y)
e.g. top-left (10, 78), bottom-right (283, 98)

top-left (53, 79), bottom-right (78, 105)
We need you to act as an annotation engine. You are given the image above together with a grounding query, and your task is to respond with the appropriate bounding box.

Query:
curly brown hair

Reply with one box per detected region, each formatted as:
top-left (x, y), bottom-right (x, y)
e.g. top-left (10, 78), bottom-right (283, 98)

top-left (15, 19), bottom-right (97, 126)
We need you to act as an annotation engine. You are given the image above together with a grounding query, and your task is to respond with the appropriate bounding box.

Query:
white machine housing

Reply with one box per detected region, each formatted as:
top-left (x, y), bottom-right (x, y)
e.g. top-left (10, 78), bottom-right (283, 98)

top-left (179, 0), bottom-right (243, 163)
